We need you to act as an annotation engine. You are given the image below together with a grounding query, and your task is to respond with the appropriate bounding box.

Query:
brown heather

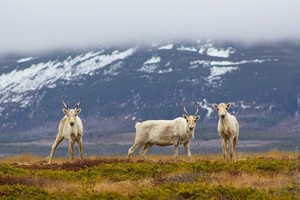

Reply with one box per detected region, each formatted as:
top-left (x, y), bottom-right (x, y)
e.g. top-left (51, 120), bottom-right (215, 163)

top-left (0, 151), bottom-right (299, 199)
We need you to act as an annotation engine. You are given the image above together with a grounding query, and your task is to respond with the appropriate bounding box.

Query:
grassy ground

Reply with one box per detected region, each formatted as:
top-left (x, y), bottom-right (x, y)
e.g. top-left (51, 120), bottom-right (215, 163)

top-left (0, 151), bottom-right (299, 199)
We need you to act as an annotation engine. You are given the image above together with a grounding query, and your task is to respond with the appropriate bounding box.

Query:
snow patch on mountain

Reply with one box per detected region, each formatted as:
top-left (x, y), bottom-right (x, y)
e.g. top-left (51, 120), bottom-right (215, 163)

top-left (198, 42), bottom-right (235, 58)
top-left (190, 60), bottom-right (210, 68)
top-left (139, 65), bottom-right (172, 74)
top-left (138, 56), bottom-right (172, 73)
top-left (79, 50), bottom-right (104, 62)
top-left (177, 45), bottom-right (197, 52)
top-left (199, 99), bottom-right (214, 118)
top-left (206, 66), bottom-right (238, 84)
top-left (74, 49), bottom-right (135, 76)
top-left (17, 57), bottom-right (36, 63)
top-left (190, 58), bottom-right (270, 68)
top-left (138, 65), bottom-right (158, 73)
top-left (165, 61), bottom-right (171, 67)
top-left (206, 47), bottom-right (234, 58)
top-left (178, 78), bottom-right (200, 86)
top-left (103, 61), bottom-right (123, 75)
top-left (158, 44), bottom-right (174, 50)
top-left (0, 48), bottom-right (136, 107)
top-left (158, 68), bottom-right (173, 74)
top-left (240, 101), bottom-right (251, 109)
top-left (144, 56), bottom-right (161, 64)
top-left (210, 59), bottom-right (266, 65)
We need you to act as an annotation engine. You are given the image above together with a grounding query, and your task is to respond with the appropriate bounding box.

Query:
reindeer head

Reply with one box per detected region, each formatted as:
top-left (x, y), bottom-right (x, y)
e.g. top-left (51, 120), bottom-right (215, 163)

top-left (62, 96), bottom-right (82, 127)
top-left (183, 106), bottom-right (200, 131)
top-left (212, 102), bottom-right (231, 119)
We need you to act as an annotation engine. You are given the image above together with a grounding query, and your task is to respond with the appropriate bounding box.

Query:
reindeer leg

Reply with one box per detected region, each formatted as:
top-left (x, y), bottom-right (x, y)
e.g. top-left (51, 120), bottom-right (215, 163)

top-left (229, 137), bottom-right (235, 161)
top-left (232, 136), bottom-right (238, 161)
top-left (184, 142), bottom-right (192, 157)
top-left (127, 143), bottom-right (143, 158)
top-left (140, 143), bottom-right (153, 158)
top-left (173, 141), bottom-right (180, 158)
top-left (69, 139), bottom-right (75, 162)
top-left (233, 136), bottom-right (238, 150)
top-left (48, 136), bottom-right (64, 164)
top-left (221, 138), bottom-right (227, 160)
top-left (78, 138), bottom-right (84, 160)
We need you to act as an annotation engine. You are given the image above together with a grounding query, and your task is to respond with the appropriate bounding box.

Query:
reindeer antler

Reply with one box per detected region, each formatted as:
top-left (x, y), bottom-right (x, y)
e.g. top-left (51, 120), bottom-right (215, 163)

top-left (61, 96), bottom-right (68, 109)
top-left (183, 106), bottom-right (190, 115)
top-left (194, 105), bottom-right (200, 115)
top-left (184, 105), bottom-right (200, 116)
top-left (76, 96), bottom-right (82, 109)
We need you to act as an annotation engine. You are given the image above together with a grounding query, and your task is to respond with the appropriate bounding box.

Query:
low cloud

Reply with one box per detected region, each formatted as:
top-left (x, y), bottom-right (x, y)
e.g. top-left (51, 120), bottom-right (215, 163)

top-left (0, 0), bottom-right (299, 54)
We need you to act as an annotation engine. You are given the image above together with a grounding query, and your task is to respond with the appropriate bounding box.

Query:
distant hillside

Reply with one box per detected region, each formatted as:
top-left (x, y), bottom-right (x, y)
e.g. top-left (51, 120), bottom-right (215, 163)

top-left (0, 40), bottom-right (299, 142)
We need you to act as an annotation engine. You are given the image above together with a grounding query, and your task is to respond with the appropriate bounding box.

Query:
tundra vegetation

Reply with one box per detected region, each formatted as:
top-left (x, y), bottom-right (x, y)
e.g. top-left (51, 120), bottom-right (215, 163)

top-left (0, 151), bottom-right (299, 199)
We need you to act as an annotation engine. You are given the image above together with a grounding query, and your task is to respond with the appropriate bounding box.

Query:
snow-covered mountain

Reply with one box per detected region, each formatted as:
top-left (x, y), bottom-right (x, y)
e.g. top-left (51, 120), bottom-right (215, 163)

top-left (0, 40), bottom-right (299, 142)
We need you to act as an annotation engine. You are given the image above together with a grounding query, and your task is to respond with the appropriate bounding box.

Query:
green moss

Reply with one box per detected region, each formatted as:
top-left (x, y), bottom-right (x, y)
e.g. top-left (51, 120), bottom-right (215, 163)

top-left (80, 191), bottom-right (125, 200)
top-left (0, 185), bottom-right (54, 200)
top-left (134, 183), bottom-right (299, 200)
top-left (74, 162), bottom-right (179, 182)
top-left (0, 156), bottom-right (299, 199)
top-left (0, 164), bottom-right (29, 176)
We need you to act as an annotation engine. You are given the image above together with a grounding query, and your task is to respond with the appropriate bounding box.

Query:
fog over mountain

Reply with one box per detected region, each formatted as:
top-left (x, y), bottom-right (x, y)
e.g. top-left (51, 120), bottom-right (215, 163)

top-left (0, 0), bottom-right (299, 54)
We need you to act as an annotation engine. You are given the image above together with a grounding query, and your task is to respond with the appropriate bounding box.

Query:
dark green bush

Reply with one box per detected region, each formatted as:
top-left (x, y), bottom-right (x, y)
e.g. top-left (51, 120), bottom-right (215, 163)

top-left (0, 185), bottom-right (53, 200)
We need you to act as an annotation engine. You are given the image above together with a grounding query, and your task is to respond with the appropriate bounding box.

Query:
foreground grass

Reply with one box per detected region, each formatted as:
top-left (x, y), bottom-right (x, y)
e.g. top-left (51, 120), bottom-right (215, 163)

top-left (0, 151), bottom-right (299, 199)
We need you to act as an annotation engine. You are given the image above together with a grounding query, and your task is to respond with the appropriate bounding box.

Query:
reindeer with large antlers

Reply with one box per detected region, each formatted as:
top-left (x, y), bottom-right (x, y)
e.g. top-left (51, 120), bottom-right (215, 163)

top-left (128, 106), bottom-right (200, 158)
top-left (48, 96), bottom-right (84, 164)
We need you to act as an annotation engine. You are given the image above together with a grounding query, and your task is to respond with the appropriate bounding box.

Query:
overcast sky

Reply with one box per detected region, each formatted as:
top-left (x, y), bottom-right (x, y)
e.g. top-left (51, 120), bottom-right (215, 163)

top-left (0, 0), bottom-right (299, 55)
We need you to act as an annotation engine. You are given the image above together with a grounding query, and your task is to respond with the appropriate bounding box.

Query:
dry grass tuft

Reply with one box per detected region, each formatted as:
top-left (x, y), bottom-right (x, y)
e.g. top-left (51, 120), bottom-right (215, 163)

top-left (0, 153), bottom-right (47, 164)
top-left (0, 175), bottom-right (47, 186)
top-left (208, 171), bottom-right (298, 190)
top-left (42, 179), bottom-right (82, 194)
top-left (92, 179), bottom-right (154, 196)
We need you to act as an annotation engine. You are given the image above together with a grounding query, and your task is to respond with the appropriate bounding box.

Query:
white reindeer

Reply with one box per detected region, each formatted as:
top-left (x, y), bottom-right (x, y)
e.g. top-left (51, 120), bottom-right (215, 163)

top-left (127, 107), bottom-right (200, 158)
top-left (48, 97), bottom-right (84, 164)
top-left (212, 102), bottom-right (239, 161)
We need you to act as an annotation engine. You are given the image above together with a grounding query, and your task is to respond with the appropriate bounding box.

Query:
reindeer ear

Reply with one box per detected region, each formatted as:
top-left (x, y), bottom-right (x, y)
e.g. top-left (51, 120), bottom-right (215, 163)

top-left (183, 114), bottom-right (188, 119)
top-left (62, 109), bottom-right (68, 115)
top-left (226, 103), bottom-right (232, 110)
top-left (195, 115), bottom-right (200, 121)
top-left (212, 103), bottom-right (218, 110)
top-left (75, 108), bottom-right (81, 115)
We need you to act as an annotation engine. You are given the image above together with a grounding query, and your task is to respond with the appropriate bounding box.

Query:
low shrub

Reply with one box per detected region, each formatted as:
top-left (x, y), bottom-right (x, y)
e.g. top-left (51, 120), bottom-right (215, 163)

top-left (0, 154), bottom-right (298, 199)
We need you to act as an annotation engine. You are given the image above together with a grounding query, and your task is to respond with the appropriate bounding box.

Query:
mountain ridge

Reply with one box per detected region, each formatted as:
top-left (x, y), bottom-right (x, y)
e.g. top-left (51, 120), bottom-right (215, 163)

top-left (0, 40), bottom-right (299, 142)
